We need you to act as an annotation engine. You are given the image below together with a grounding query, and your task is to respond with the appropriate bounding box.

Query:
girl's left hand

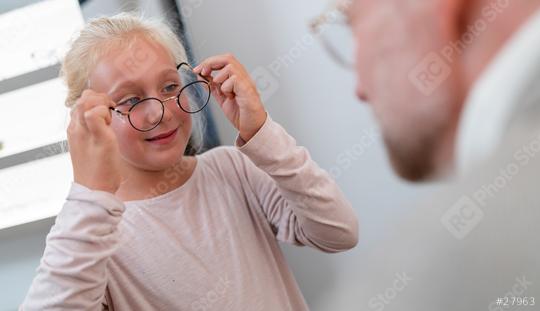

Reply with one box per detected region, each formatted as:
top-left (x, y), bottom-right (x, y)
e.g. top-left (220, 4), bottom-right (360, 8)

top-left (193, 54), bottom-right (267, 143)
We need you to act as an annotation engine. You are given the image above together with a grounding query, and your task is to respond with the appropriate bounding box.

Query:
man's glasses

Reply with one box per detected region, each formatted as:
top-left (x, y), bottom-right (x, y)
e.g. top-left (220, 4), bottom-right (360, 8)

top-left (309, 0), bottom-right (355, 69)
top-left (109, 62), bottom-right (211, 132)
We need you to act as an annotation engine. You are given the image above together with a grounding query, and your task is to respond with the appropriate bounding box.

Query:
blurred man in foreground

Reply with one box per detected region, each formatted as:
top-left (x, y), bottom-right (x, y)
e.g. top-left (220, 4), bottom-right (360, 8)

top-left (311, 0), bottom-right (540, 309)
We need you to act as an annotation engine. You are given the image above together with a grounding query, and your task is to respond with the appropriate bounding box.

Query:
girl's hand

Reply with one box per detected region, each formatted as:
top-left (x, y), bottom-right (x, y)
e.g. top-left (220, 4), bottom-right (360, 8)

top-left (67, 90), bottom-right (123, 194)
top-left (194, 54), bottom-right (267, 142)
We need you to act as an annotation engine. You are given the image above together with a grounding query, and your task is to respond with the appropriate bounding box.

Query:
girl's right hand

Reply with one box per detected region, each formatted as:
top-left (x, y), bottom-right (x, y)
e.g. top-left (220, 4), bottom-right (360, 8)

top-left (67, 89), bottom-right (123, 194)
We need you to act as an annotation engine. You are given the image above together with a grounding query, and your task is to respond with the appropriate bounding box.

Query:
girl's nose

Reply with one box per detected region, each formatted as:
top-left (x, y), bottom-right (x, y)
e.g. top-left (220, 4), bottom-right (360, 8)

top-left (160, 98), bottom-right (177, 123)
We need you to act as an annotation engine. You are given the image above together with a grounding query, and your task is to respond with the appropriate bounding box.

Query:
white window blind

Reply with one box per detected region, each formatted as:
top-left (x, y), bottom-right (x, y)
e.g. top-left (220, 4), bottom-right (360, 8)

top-left (0, 0), bottom-right (84, 230)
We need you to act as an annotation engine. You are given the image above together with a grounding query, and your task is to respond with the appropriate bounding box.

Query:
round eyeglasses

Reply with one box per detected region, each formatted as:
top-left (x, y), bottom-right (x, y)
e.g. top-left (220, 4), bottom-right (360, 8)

top-left (109, 62), bottom-right (211, 132)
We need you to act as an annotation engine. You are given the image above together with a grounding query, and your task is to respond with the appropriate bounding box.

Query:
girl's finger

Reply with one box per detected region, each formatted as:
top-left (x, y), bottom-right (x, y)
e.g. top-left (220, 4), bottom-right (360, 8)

top-left (72, 101), bottom-right (89, 131)
top-left (212, 64), bottom-right (233, 84)
top-left (220, 75), bottom-right (237, 95)
top-left (194, 54), bottom-right (236, 75)
top-left (84, 105), bottom-right (112, 138)
top-left (68, 105), bottom-right (83, 133)
top-left (210, 82), bottom-right (226, 104)
top-left (73, 91), bottom-right (115, 130)
top-left (87, 93), bottom-right (116, 110)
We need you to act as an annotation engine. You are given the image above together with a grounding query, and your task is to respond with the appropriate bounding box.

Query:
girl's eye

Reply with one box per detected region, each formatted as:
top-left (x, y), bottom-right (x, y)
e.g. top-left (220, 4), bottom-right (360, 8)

top-left (163, 83), bottom-right (180, 94)
top-left (119, 97), bottom-right (140, 106)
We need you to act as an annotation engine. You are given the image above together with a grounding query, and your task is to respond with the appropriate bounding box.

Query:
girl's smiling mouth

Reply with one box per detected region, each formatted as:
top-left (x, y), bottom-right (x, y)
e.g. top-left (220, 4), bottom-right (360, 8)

top-left (145, 127), bottom-right (178, 144)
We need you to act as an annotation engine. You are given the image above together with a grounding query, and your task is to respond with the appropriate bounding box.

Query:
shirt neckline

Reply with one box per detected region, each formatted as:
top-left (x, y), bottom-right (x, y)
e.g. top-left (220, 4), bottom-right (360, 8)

top-left (123, 156), bottom-right (200, 207)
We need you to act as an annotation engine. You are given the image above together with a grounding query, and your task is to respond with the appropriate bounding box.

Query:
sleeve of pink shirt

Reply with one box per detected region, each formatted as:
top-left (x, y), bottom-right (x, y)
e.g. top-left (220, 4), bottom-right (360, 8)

top-left (20, 183), bottom-right (125, 310)
top-left (235, 114), bottom-right (359, 252)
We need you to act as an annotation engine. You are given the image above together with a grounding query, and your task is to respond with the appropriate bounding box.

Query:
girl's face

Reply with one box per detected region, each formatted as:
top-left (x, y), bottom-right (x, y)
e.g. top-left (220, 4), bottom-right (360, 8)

top-left (88, 36), bottom-right (192, 172)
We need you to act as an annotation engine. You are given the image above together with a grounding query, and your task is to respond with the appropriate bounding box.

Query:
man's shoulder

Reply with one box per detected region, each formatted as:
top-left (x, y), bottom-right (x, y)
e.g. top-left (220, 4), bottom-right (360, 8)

top-left (362, 132), bottom-right (540, 310)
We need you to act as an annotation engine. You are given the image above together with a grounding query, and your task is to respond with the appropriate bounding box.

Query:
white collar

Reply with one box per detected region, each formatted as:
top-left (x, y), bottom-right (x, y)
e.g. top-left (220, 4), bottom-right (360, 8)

top-left (456, 8), bottom-right (540, 175)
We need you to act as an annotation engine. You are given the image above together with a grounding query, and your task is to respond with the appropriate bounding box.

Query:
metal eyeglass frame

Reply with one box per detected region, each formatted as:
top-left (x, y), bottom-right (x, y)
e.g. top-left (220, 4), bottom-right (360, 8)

top-left (109, 62), bottom-right (211, 132)
top-left (309, 0), bottom-right (355, 69)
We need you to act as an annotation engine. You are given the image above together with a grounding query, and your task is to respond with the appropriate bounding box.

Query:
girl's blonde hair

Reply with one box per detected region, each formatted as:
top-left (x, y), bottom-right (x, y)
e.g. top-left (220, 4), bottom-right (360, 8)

top-left (61, 12), bottom-right (205, 154)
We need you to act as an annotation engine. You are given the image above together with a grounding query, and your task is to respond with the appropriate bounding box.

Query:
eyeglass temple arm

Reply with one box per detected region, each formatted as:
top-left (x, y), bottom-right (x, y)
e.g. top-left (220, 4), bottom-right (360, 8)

top-left (109, 107), bottom-right (129, 116)
top-left (177, 62), bottom-right (211, 83)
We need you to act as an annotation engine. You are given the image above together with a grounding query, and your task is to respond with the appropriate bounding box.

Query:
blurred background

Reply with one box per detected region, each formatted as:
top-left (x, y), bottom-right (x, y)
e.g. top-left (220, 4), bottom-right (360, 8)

top-left (0, 0), bottom-right (441, 310)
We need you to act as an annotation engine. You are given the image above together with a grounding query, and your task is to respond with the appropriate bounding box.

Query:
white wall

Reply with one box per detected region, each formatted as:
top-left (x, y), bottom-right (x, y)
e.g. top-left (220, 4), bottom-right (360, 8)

top-left (181, 0), bottom-right (439, 309)
top-left (0, 1), bottom-right (438, 310)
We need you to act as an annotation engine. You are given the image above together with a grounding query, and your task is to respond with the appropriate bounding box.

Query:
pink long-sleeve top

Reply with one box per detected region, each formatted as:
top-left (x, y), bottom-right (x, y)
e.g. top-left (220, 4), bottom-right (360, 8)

top-left (21, 115), bottom-right (359, 310)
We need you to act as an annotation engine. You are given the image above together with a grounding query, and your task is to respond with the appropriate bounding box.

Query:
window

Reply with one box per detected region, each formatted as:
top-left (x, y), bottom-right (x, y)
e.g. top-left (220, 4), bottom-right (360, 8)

top-left (0, 0), bottom-right (83, 230)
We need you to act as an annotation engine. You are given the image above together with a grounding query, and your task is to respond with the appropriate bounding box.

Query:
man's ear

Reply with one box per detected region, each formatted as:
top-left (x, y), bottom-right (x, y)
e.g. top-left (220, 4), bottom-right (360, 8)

top-left (437, 0), bottom-right (469, 41)
top-left (432, 0), bottom-right (472, 40)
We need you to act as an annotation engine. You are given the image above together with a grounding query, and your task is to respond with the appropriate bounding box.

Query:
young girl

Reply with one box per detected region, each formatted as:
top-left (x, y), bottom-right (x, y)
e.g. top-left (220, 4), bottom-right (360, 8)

top-left (21, 13), bottom-right (358, 311)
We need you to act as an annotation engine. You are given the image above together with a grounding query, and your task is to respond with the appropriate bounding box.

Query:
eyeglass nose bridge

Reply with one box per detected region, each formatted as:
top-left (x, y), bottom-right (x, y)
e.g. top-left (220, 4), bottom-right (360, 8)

top-left (157, 95), bottom-right (181, 123)
top-left (160, 93), bottom-right (187, 114)
top-left (161, 95), bottom-right (178, 104)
